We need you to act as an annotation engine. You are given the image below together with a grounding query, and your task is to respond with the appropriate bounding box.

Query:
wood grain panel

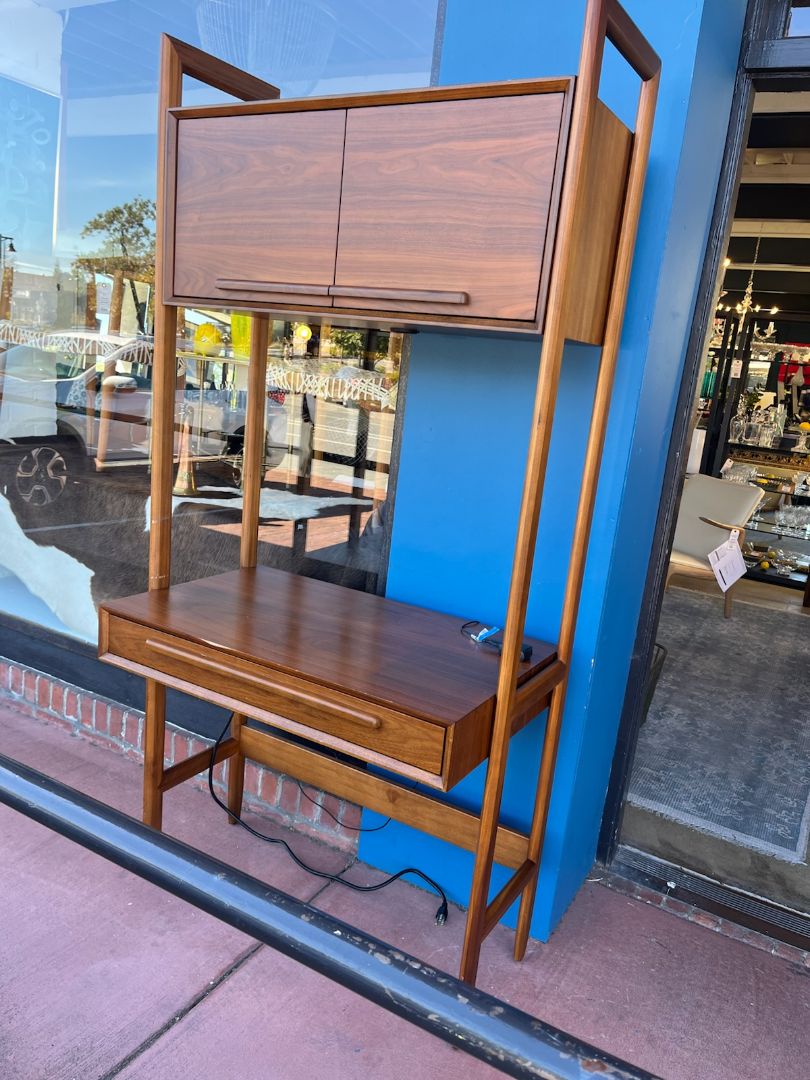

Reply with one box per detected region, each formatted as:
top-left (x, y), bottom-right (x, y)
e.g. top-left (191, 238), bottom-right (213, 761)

top-left (104, 614), bottom-right (445, 773)
top-left (239, 724), bottom-right (530, 869)
top-left (334, 94), bottom-right (565, 321)
top-left (172, 110), bottom-right (345, 305)
top-left (100, 567), bottom-right (556, 729)
top-left (563, 100), bottom-right (632, 344)
top-left (169, 78), bottom-right (574, 121)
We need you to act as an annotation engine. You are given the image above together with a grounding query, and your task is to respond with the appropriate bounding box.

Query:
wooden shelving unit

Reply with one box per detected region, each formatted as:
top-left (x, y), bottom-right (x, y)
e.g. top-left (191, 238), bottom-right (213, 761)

top-left (98, 0), bottom-right (660, 986)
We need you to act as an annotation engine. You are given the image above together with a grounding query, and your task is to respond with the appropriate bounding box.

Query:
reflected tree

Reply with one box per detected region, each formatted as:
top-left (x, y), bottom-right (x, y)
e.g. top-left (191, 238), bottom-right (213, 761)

top-left (78, 197), bottom-right (156, 334)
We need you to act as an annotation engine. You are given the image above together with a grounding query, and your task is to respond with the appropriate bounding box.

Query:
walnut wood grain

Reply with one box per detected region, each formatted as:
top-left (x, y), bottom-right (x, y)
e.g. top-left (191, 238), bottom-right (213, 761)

top-left (239, 724), bottom-right (530, 869)
top-left (104, 612), bottom-right (445, 773)
top-left (160, 737), bottom-right (238, 792)
top-left (334, 94), bottom-right (564, 321)
top-left (563, 100), bottom-right (632, 345)
top-left (101, 567), bottom-right (556, 729)
top-left (328, 286), bottom-right (468, 306)
top-left (216, 280), bottom-right (332, 296)
top-left (172, 110), bottom-right (345, 305)
top-left (169, 78), bottom-right (574, 120)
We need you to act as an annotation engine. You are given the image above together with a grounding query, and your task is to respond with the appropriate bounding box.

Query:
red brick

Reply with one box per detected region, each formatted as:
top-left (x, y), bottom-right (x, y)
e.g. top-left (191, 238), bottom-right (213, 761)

top-left (630, 884), bottom-right (663, 907)
top-left (23, 671), bottom-right (38, 703)
top-left (243, 762), bottom-right (262, 799)
top-left (123, 712), bottom-right (141, 748)
top-left (79, 695), bottom-right (94, 729)
top-left (107, 705), bottom-right (125, 741)
top-left (339, 801), bottom-right (362, 832)
top-left (94, 699), bottom-right (109, 735)
top-left (718, 919), bottom-right (753, 944)
top-left (164, 729), bottom-right (174, 760)
top-left (189, 737), bottom-right (207, 758)
top-left (50, 683), bottom-right (65, 717)
top-left (689, 910), bottom-right (720, 931)
top-left (298, 785), bottom-right (322, 823)
top-left (278, 777), bottom-right (300, 817)
top-left (662, 896), bottom-right (690, 916)
top-left (64, 689), bottom-right (79, 720)
top-left (319, 794), bottom-right (342, 826)
top-left (769, 940), bottom-right (800, 961)
top-left (172, 733), bottom-right (190, 763)
top-left (37, 677), bottom-right (51, 709)
top-left (9, 666), bottom-right (23, 695)
top-left (259, 770), bottom-right (279, 807)
top-left (0, 662), bottom-right (9, 690)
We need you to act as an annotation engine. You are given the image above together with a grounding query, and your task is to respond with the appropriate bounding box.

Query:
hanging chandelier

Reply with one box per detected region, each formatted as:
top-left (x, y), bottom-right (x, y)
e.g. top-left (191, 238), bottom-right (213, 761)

top-left (717, 237), bottom-right (779, 317)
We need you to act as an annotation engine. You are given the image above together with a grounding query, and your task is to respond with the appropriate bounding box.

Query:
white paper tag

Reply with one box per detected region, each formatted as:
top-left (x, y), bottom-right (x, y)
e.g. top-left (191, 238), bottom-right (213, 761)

top-left (707, 529), bottom-right (746, 592)
top-left (730, 359), bottom-right (743, 379)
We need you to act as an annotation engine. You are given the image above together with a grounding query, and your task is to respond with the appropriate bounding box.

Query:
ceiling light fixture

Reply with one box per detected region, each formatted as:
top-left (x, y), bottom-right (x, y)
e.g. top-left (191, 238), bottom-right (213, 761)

top-left (718, 237), bottom-right (778, 317)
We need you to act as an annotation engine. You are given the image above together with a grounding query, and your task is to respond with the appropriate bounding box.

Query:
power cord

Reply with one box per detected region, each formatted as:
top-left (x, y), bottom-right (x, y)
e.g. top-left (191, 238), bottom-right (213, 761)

top-left (296, 779), bottom-right (393, 833)
top-left (207, 715), bottom-right (449, 925)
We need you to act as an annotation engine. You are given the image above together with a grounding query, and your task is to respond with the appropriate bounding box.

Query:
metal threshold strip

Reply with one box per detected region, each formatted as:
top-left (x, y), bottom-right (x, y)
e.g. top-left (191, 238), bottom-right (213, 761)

top-left (0, 753), bottom-right (656, 1080)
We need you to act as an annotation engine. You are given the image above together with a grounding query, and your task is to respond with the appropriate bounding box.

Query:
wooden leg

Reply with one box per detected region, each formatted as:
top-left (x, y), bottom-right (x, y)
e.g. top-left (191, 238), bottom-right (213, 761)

top-left (459, 759), bottom-right (509, 984)
top-left (512, 681), bottom-right (567, 961)
top-left (724, 583), bottom-right (734, 619)
top-left (143, 679), bottom-right (166, 830)
top-left (227, 713), bottom-right (245, 824)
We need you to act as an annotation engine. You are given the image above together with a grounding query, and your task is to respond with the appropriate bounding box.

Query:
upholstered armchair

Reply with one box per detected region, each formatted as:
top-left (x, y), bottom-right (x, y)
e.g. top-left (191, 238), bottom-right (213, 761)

top-left (665, 474), bottom-right (764, 618)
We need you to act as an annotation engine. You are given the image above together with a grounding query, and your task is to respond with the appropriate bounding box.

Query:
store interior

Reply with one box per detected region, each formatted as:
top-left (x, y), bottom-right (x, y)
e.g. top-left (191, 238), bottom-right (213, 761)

top-left (621, 89), bottom-right (810, 914)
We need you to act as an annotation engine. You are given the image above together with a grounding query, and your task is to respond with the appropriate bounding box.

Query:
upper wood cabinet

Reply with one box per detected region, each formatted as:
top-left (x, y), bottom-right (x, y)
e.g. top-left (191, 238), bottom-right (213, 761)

top-left (333, 95), bottom-right (563, 322)
top-left (165, 82), bottom-right (632, 341)
top-left (172, 110), bottom-right (345, 309)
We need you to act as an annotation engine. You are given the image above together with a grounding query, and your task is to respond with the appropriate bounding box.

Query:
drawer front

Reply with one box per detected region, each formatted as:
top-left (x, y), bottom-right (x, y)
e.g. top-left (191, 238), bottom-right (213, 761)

top-left (104, 615), bottom-right (444, 774)
top-left (171, 110), bottom-right (345, 307)
top-left (334, 94), bottom-right (564, 321)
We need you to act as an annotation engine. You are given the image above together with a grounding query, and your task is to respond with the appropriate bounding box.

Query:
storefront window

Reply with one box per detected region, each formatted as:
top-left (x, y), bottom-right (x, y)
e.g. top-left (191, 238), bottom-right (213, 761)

top-left (788, 2), bottom-right (810, 36)
top-left (0, 0), bottom-right (438, 641)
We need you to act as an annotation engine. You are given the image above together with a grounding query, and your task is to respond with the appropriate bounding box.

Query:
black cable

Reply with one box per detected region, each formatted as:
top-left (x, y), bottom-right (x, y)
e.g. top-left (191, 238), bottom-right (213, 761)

top-left (207, 715), bottom-right (448, 925)
top-left (295, 779), bottom-right (393, 832)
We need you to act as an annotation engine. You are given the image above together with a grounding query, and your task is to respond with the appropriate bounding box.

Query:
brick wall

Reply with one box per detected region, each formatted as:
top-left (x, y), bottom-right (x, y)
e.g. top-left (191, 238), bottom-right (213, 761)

top-left (0, 656), bottom-right (361, 853)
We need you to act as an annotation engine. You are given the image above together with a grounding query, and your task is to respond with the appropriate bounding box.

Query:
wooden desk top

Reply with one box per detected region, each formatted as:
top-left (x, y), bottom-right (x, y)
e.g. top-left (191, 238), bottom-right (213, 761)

top-left (101, 567), bottom-right (557, 727)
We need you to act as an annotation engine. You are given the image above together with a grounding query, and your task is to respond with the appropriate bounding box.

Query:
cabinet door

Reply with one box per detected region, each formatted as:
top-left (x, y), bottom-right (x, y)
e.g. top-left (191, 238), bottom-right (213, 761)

top-left (332, 94), bottom-right (564, 323)
top-left (172, 110), bottom-right (345, 308)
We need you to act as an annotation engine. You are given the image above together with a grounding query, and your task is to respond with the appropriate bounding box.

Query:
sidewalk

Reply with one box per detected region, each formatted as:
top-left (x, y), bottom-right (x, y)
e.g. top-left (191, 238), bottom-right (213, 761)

top-left (1, 700), bottom-right (808, 1080)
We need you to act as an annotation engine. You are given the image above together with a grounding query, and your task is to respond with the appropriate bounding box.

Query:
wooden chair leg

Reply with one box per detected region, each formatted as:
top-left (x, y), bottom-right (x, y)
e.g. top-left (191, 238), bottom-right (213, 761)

top-left (143, 679), bottom-right (166, 830)
top-left (227, 713), bottom-right (246, 824)
top-left (724, 583), bottom-right (735, 619)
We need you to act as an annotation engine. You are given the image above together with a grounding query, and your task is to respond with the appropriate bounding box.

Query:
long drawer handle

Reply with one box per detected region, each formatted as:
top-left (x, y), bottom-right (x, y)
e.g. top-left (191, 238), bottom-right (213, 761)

top-left (145, 638), bottom-right (382, 730)
top-left (329, 285), bottom-right (468, 305)
top-left (216, 279), bottom-right (331, 296)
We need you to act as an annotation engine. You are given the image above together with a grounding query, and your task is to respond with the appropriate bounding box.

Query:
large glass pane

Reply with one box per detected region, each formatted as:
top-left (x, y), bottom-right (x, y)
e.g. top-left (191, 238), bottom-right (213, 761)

top-left (0, 1), bottom-right (438, 642)
top-left (788, 2), bottom-right (810, 36)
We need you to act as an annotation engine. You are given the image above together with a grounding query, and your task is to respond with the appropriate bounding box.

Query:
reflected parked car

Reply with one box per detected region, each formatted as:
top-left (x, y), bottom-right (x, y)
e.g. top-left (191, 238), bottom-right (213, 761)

top-left (0, 339), bottom-right (288, 508)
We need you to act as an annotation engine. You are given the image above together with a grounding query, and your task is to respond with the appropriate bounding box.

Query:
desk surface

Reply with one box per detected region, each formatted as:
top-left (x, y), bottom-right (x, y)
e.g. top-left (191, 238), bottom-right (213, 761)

top-left (101, 567), bottom-right (557, 726)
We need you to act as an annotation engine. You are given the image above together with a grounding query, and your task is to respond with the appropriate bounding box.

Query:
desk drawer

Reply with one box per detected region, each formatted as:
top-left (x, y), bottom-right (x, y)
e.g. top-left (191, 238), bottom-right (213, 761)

top-left (103, 615), bottom-right (444, 774)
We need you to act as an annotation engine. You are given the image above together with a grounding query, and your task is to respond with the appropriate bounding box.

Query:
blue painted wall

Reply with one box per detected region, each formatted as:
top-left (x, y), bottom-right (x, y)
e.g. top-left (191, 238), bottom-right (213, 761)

top-left (361, 0), bottom-right (748, 940)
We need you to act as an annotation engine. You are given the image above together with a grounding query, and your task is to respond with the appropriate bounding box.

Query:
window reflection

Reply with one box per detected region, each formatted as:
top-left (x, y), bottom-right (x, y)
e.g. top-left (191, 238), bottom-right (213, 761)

top-left (0, 0), bottom-right (436, 641)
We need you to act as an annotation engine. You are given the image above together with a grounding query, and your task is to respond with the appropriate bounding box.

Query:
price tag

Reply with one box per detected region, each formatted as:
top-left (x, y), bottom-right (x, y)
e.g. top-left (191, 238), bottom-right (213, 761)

top-left (730, 359), bottom-right (743, 379)
top-left (707, 529), bottom-right (746, 592)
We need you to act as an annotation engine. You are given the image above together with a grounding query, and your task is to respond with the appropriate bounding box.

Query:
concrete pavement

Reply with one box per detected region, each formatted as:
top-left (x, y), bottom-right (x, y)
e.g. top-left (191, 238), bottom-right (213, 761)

top-left (2, 702), bottom-right (808, 1080)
